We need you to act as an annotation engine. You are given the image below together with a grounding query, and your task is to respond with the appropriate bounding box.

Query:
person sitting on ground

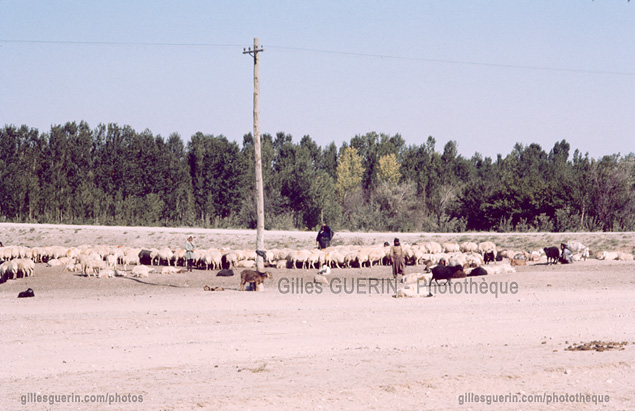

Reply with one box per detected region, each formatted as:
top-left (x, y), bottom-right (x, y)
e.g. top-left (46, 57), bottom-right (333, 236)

top-left (560, 243), bottom-right (573, 264)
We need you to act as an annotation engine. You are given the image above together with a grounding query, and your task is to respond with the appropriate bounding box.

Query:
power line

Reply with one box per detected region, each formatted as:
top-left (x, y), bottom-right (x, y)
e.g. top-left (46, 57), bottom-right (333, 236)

top-left (1, 38), bottom-right (633, 76)
top-left (0, 39), bottom-right (242, 48)
top-left (266, 45), bottom-right (635, 76)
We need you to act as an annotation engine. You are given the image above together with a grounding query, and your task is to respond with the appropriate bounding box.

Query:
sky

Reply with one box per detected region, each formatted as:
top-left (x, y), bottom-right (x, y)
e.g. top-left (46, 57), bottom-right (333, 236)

top-left (1, 0), bottom-right (634, 160)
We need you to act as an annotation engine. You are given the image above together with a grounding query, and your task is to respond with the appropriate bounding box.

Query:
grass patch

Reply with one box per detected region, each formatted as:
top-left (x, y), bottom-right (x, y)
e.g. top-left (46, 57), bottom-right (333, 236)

top-left (243, 362), bottom-right (268, 373)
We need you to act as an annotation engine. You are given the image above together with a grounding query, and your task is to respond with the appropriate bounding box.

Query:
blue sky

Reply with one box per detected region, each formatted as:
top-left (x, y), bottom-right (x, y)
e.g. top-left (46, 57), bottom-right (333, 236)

top-left (1, 0), bottom-right (633, 160)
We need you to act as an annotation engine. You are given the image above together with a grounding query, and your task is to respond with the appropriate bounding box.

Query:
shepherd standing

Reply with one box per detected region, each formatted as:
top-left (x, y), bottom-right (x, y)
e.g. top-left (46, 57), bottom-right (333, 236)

top-left (390, 238), bottom-right (405, 279)
top-left (316, 223), bottom-right (334, 249)
top-left (186, 236), bottom-right (196, 272)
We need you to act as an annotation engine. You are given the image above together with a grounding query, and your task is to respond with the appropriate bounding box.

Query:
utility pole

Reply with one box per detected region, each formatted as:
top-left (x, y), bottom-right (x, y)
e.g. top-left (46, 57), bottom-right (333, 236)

top-left (243, 38), bottom-right (266, 273)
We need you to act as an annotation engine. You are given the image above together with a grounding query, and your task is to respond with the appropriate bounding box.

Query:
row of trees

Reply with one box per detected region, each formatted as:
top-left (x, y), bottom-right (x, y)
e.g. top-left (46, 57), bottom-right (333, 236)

top-left (1, 122), bottom-right (634, 232)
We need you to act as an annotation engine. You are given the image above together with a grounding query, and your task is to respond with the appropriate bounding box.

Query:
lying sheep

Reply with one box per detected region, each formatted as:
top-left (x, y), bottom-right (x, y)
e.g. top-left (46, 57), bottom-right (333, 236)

top-left (96, 269), bottom-right (115, 278)
top-left (131, 265), bottom-right (152, 278)
top-left (597, 251), bottom-right (618, 261)
top-left (160, 266), bottom-right (185, 274)
top-left (401, 272), bottom-right (433, 285)
top-left (236, 260), bottom-right (256, 268)
top-left (510, 258), bottom-right (527, 266)
top-left (485, 263), bottom-right (516, 275)
top-left (395, 283), bottom-right (433, 298)
top-left (466, 266), bottom-right (488, 276)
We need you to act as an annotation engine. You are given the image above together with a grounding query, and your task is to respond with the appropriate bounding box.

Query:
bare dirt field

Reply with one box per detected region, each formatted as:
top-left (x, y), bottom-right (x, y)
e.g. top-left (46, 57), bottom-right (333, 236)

top-left (1, 223), bottom-right (634, 410)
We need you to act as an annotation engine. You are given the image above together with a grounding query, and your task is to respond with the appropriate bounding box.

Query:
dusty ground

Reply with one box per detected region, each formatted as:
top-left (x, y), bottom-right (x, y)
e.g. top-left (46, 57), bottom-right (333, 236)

top-left (1, 223), bottom-right (634, 410)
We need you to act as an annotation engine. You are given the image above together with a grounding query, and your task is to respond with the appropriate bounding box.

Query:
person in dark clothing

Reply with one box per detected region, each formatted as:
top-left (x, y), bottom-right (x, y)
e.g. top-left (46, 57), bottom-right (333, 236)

top-left (390, 238), bottom-right (405, 279)
top-left (316, 223), bottom-right (334, 249)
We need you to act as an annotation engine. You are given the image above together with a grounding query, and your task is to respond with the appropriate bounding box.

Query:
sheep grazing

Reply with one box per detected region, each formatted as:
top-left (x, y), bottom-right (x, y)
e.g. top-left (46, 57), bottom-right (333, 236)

top-left (17, 259), bottom-right (35, 277)
top-left (442, 242), bottom-right (460, 253)
top-left (460, 242), bottom-right (478, 253)
top-left (478, 241), bottom-right (497, 255)
top-left (566, 241), bottom-right (588, 254)
top-left (544, 247), bottom-right (560, 265)
top-left (156, 248), bottom-right (174, 266)
top-left (240, 270), bottom-right (272, 291)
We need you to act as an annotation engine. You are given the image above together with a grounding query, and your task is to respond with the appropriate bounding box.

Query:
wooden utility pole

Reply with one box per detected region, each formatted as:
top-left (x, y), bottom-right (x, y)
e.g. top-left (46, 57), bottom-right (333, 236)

top-left (243, 38), bottom-right (266, 272)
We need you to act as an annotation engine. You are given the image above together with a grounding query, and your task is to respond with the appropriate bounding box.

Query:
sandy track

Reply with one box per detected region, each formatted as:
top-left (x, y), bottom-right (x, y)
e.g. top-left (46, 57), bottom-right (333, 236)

top-left (1, 224), bottom-right (635, 410)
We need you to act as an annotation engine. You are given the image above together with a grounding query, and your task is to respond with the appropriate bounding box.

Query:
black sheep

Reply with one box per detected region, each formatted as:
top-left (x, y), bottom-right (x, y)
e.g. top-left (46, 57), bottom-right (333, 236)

top-left (544, 246), bottom-right (560, 265)
top-left (483, 251), bottom-right (495, 264)
top-left (430, 264), bottom-right (466, 285)
top-left (468, 266), bottom-right (488, 277)
top-left (17, 288), bottom-right (35, 298)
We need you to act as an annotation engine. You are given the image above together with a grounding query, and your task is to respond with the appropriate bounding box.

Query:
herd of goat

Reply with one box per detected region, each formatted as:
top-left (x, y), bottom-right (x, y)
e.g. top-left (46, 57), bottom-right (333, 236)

top-left (1, 238), bottom-right (633, 283)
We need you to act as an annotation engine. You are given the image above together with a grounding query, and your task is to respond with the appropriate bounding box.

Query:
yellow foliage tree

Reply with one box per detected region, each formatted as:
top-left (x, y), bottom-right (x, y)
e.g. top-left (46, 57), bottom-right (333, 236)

top-left (336, 147), bottom-right (364, 199)
top-left (377, 153), bottom-right (401, 185)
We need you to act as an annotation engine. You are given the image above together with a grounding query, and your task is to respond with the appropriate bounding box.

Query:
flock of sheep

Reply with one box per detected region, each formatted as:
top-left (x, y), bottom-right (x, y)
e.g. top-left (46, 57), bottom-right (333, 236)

top-left (0, 238), bottom-right (633, 284)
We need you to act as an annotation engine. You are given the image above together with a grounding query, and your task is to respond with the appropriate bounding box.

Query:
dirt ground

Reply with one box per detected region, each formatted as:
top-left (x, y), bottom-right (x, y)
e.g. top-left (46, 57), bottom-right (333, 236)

top-left (1, 223), bottom-right (634, 410)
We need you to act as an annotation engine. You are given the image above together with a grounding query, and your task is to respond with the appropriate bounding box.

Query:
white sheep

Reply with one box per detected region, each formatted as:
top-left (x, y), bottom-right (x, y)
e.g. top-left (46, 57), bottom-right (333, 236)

top-left (236, 260), bottom-right (256, 268)
top-left (47, 259), bottom-right (64, 267)
top-left (160, 266), bottom-right (184, 274)
top-left (97, 269), bottom-right (115, 278)
top-left (597, 251), bottom-right (618, 261)
top-left (17, 259), bottom-right (35, 277)
top-left (442, 242), bottom-right (460, 253)
top-left (460, 242), bottom-right (479, 253)
top-left (156, 248), bottom-right (174, 266)
top-left (131, 265), bottom-right (152, 278)
top-left (478, 241), bottom-right (497, 254)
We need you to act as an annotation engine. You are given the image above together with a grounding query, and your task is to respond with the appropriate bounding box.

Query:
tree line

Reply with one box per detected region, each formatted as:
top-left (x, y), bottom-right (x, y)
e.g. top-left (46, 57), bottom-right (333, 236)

top-left (1, 121), bottom-right (634, 232)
